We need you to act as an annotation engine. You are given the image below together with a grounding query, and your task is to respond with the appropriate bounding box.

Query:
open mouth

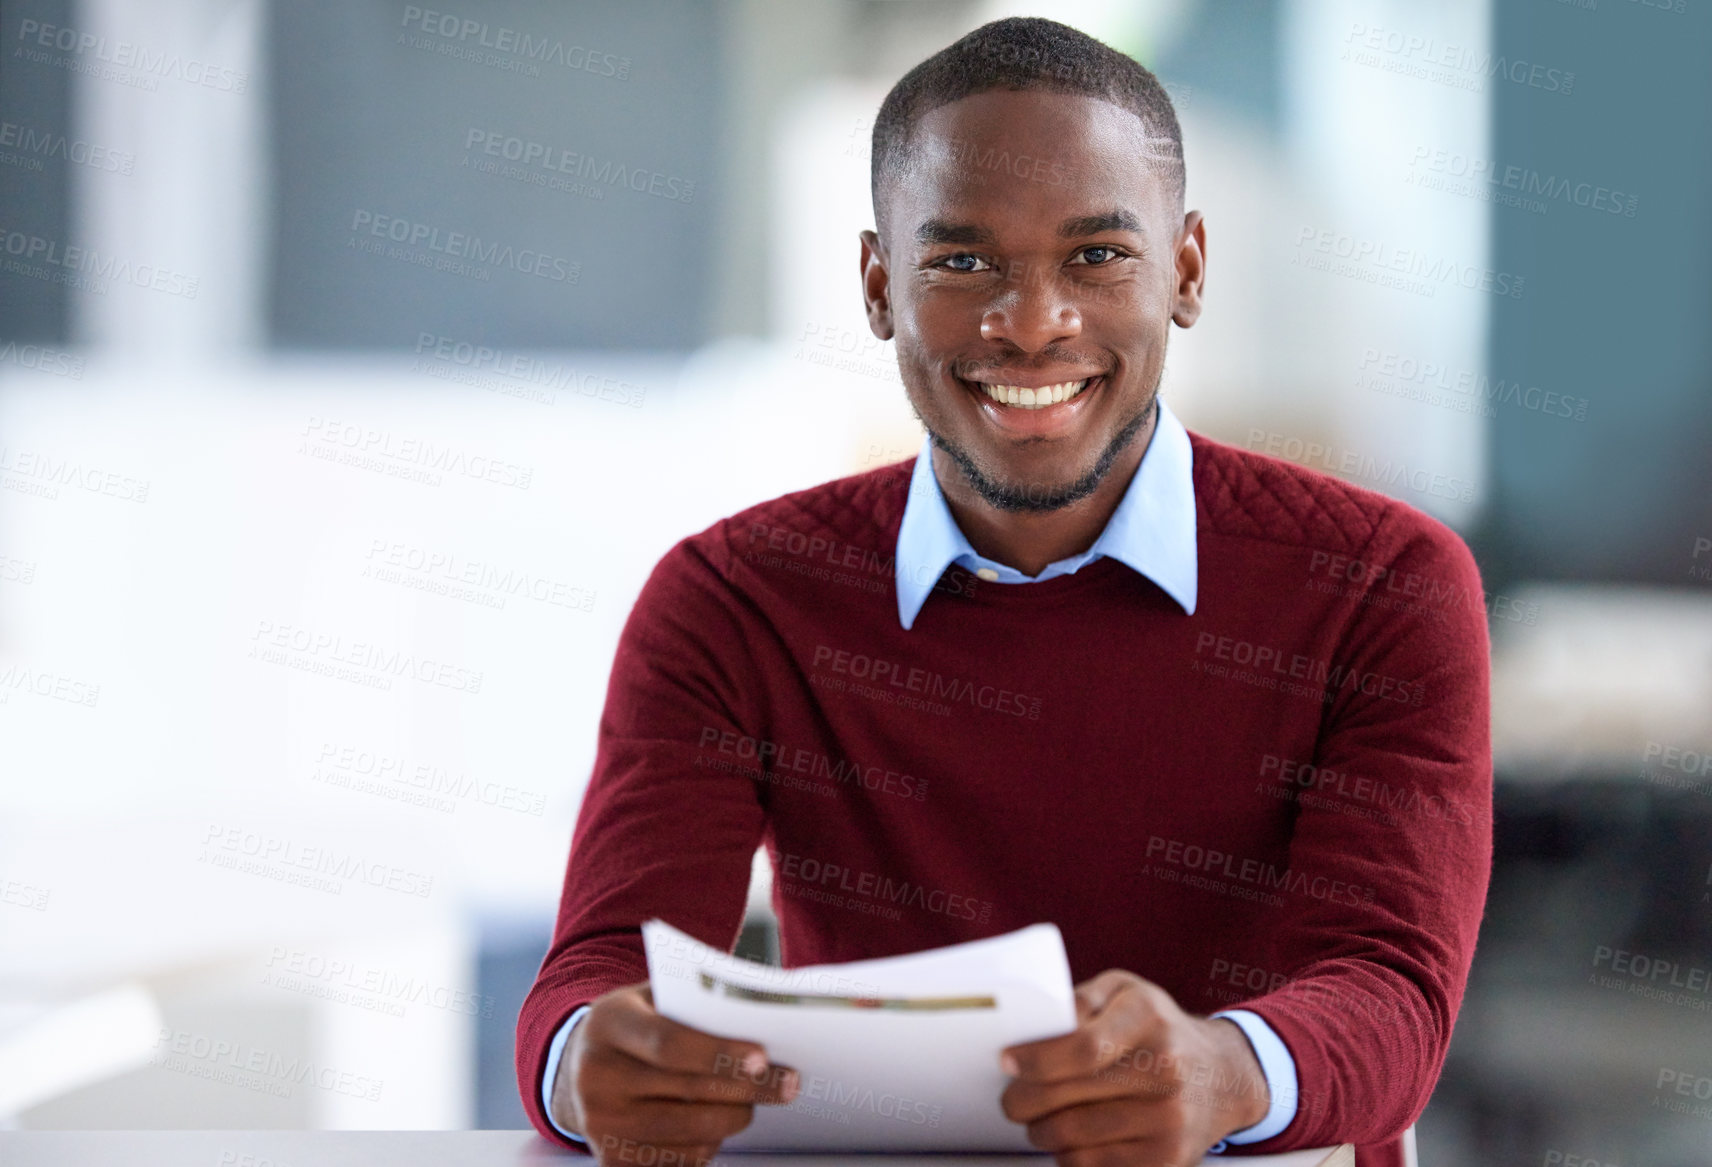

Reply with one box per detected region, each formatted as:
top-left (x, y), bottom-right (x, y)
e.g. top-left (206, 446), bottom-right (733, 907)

top-left (961, 374), bottom-right (1104, 411)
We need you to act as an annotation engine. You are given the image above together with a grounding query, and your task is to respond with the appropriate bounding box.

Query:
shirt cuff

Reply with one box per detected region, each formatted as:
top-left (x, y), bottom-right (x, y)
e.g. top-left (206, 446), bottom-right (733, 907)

top-left (541, 1004), bottom-right (593, 1145)
top-left (1205, 1008), bottom-right (1299, 1151)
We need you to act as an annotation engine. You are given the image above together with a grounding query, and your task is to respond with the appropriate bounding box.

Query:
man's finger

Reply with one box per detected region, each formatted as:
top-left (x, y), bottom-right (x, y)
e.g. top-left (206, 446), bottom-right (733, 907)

top-left (1001, 1023), bottom-right (1120, 1085)
top-left (1003, 978), bottom-right (1153, 1082)
top-left (999, 1058), bottom-right (1167, 1125)
top-left (607, 1048), bottom-right (799, 1107)
top-left (1023, 1096), bottom-right (1176, 1156)
top-left (588, 1095), bottom-right (758, 1147)
top-left (601, 997), bottom-right (775, 1080)
top-left (1054, 1138), bottom-right (1180, 1167)
top-left (1072, 969), bottom-right (1136, 1021)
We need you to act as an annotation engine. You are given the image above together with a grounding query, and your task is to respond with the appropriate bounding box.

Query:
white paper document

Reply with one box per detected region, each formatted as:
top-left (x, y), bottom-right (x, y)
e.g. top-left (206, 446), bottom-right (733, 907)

top-left (642, 919), bottom-right (1078, 1151)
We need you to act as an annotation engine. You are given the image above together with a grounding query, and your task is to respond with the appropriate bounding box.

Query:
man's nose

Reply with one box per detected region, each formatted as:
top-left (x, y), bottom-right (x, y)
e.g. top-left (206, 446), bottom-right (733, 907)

top-left (979, 268), bottom-right (1083, 351)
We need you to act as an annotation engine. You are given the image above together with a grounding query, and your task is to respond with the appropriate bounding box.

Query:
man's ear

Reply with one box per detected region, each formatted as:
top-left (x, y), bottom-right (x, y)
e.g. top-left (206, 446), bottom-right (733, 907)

top-left (859, 229), bottom-right (895, 341)
top-left (1171, 211), bottom-right (1206, 329)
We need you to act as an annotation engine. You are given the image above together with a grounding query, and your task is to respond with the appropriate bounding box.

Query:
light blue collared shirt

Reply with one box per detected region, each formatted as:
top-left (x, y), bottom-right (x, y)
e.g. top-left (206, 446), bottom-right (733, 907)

top-left (894, 396), bottom-right (1198, 629)
top-left (540, 400), bottom-right (1298, 1150)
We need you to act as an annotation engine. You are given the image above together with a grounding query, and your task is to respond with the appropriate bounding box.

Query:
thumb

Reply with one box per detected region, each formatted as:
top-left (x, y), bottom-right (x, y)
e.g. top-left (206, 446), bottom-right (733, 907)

top-left (1073, 970), bottom-right (1133, 1024)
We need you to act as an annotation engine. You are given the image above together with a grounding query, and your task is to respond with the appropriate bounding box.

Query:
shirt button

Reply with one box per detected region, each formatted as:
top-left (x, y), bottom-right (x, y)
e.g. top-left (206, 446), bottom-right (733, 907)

top-left (975, 567), bottom-right (1000, 581)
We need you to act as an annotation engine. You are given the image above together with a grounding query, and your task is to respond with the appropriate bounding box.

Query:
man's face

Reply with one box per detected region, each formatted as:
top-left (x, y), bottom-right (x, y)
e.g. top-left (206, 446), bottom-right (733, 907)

top-left (861, 89), bottom-right (1203, 511)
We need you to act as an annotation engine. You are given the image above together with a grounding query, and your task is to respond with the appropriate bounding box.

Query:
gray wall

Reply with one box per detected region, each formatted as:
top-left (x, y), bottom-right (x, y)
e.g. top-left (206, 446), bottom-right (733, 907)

top-left (1479, 1), bottom-right (1712, 585)
top-left (0, 0), bottom-right (74, 343)
top-left (267, 0), bottom-right (721, 349)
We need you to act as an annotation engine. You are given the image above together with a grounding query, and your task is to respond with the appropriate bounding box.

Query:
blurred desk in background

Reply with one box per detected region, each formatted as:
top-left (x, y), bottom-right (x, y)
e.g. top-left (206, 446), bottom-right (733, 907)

top-left (0, 1130), bottom-right (1356, 1166)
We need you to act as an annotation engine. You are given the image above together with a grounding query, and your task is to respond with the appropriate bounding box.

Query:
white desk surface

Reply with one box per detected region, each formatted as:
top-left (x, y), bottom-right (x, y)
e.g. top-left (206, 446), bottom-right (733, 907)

top-left (0, 1130), bottom-right (1355, 1165)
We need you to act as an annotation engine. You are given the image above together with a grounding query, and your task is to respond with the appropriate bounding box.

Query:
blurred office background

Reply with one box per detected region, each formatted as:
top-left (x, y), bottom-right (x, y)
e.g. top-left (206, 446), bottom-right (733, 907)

top-left (1, 0), bottom-right (1709, 1161)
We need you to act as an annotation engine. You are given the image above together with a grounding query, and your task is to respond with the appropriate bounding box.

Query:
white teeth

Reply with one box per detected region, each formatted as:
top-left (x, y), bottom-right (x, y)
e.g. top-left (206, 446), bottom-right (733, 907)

top-left (977, 378), bottom-right (1092, 410)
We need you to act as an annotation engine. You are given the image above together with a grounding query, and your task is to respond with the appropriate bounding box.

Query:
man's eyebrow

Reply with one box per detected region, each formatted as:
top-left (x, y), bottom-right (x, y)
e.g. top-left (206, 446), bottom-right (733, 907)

top-left (914, 218), bottom-right (998, 247)
top-left (1058, 210), bottom-right (1144, 238)
top-left (913, 212), bottom-right (1143, 247)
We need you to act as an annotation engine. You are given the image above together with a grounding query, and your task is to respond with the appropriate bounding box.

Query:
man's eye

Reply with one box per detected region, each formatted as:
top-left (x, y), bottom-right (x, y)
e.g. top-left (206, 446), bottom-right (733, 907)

top-left (936, 253), bottom-right (990, 273)
top-left (1074, 246), bottom-right (1123, 265)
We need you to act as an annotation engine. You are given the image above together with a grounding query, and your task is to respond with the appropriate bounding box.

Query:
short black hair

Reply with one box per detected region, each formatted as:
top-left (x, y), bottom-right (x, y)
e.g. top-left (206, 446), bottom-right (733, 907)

top-left (870, 16), bottom-right (1184, 232)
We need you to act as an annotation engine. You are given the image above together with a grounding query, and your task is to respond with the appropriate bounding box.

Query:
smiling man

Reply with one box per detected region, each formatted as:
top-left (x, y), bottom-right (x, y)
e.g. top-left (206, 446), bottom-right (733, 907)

top-left (518, 17), bottom-right (1491, 1167)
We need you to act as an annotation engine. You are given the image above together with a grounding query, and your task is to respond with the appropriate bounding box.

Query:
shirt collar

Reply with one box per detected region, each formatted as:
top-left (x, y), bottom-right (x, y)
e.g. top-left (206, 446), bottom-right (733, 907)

top-left (894, 398), bottom-right (1198, 630)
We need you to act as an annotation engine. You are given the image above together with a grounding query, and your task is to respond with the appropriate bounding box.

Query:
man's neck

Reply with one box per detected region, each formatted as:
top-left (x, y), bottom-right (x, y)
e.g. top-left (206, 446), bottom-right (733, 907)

top-left (932, 404), bottom-right (1158, 578)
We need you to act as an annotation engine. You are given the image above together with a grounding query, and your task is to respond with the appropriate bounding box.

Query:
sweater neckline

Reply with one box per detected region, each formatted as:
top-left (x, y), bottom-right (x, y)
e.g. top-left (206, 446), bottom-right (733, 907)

top-left (933, 553), bottom-right (1138, 607)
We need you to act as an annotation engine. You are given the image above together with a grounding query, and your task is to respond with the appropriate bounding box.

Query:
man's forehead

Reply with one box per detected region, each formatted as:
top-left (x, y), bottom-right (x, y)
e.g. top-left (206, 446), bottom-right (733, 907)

top-left (877, 90), bottom-right (1180, 242)
top-left (899, 97), bottom-right (1172, 208)
top-left (913, 88), bottom-right (1158, 161)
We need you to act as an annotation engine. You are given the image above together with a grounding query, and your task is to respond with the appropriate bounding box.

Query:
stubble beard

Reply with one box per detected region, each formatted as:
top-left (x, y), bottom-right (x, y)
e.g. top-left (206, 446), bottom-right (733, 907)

top-left (916, 374), bottom-right (1162, 514)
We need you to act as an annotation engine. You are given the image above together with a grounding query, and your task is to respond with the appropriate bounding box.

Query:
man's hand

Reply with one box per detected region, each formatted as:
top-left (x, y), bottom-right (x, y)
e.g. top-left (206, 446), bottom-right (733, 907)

top-left (550, 981), bottom-right (799, 1167)
top-left (999, 970), bottom-right (1270, 1166)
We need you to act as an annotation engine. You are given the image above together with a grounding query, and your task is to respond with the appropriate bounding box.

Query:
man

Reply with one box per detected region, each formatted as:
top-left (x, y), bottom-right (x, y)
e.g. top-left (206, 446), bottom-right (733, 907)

top-left (517, 17), bottom-right (1490, 1167)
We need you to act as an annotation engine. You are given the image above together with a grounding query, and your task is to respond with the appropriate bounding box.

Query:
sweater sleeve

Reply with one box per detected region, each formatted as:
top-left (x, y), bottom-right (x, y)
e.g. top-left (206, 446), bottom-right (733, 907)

top-left (515, 534), bottom-right (771, 1149)
top-left (1219, 511), bottom-right (1493, 1152)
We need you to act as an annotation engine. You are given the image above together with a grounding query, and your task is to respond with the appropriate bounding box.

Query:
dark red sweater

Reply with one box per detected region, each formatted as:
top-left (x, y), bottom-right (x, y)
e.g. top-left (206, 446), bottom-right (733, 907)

top-left (516, 431), bottom-right (1493, 1166)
